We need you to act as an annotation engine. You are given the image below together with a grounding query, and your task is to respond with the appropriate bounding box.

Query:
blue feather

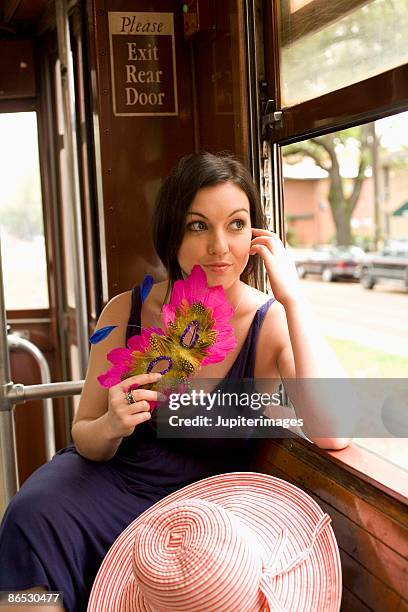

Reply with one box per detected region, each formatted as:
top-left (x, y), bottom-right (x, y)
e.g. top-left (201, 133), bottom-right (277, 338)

top-left (140, 275), bottom-right (154, 302)
top-left (89, 276), bottom-right (153, 344)
top-left (89, 325), bottom-right (117, 344)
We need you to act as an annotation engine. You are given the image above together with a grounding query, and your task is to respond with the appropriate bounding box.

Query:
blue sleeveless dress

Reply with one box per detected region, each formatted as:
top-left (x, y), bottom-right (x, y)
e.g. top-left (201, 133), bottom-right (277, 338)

top-left (0, 285), bottom-right (275, 612)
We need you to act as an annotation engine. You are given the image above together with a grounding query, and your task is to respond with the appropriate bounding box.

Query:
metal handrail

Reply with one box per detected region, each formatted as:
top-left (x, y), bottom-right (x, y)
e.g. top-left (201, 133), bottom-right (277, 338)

top-left (8, 333), bottom-right (57, 461)
top-left (8, 380), bottom-right (84, 403)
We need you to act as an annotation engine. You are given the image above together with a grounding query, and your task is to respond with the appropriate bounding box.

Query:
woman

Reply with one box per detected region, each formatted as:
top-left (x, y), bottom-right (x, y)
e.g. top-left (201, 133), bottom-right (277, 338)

top-left (0, 152), bottom-right (349, 612)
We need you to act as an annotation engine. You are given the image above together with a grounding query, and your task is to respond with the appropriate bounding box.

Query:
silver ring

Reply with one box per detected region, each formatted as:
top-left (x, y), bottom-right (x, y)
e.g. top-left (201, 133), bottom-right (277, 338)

top-left (125, 390), bottom-right (136, 405)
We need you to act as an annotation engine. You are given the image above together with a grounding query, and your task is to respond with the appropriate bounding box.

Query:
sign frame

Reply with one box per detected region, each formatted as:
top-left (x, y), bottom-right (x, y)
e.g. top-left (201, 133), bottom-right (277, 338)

top-left (108, 11), bottom-right (179, 117)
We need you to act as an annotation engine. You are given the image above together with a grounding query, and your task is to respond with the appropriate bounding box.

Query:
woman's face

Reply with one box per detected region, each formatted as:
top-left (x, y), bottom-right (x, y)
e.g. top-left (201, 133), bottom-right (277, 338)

top-left (177, 182), bottom-right (252, 288)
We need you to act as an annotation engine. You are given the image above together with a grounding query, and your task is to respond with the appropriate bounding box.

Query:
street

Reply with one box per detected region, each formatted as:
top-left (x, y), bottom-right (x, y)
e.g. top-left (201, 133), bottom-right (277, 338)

top-left (299, 278), bottom-right (408, 357)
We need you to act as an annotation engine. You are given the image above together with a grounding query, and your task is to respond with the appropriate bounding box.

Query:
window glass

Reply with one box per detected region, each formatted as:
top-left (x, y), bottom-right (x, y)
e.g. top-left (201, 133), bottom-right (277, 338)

top-left (0, 112), bottom-right (49, 310)
top-left (282, 111), bottom-right (408, 470)
top-left (280, 0), bottom-right (408, 106)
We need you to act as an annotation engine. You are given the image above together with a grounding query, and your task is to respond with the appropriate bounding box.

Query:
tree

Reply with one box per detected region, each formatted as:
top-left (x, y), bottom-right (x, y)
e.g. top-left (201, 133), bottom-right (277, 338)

top-left (283, 125), bottom-right (371, 245)
top-left (0, 173), bottom-right (44, 240)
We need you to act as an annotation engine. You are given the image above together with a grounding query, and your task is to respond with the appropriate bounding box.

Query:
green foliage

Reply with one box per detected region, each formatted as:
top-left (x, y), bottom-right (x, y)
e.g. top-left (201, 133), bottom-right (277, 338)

top-left (327, 336), bottom-right (408, 378)
top-left (1, 205), bottom-right (44, 240)
top-left (285, 223), bottom-right (300, 246)
top-left (386, 148), bottom-right (408, 171)
top-left (283, 127), bottom-right (370, 174)
top-left (0, 174), bottom-right (44, 240)
top-left (284, 139), bottom-right (329, 169)
top-left (351, 233), bottom-right (372, 251)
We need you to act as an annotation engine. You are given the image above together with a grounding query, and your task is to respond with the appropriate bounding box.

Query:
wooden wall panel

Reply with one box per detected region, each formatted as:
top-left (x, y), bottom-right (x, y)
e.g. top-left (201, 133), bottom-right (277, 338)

top-left (87, 0), bottom-right (196, 298)
top-left (341, 587), bottom-right (370, 612)
top-left (339, 549), bottom-right (404, 611)
top-left (7, 313), bottom-right (66, 483)
top-left (193, 0), bottom-right (250, 165)
top-left (0, 40), bottom-right (36, 99)
top-left (10, 351), bottom-right (46, 483)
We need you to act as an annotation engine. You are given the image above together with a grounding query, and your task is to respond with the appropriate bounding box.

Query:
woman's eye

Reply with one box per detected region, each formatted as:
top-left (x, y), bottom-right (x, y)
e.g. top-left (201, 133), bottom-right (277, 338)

top-left (187, 221), bottom-right (206, 231)
top-left (230, 219), bottom-right (246, 230)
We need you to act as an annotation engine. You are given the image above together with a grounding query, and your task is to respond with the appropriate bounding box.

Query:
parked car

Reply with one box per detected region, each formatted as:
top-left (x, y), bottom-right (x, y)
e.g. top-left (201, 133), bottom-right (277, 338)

top-left (357, 239), bottom-right (408, 290)
top-left (295, 245), bottom-right (365, 282)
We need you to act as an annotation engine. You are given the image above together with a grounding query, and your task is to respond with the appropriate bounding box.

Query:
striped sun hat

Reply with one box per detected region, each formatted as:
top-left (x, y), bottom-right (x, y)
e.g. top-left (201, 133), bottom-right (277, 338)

top-left (88, 472), bottom-right (342, 611)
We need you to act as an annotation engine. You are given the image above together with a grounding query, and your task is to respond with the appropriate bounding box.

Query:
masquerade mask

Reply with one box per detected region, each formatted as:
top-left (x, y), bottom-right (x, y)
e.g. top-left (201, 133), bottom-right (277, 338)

top-left (91, 265), bottom-right (237, 403)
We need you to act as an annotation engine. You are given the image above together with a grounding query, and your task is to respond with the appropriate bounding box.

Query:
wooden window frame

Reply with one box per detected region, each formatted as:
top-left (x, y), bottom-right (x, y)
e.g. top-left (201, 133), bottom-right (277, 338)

top-left (263, 0), bottom-right (408, 143)
top-left (270, 64), bottom-right (408, 145)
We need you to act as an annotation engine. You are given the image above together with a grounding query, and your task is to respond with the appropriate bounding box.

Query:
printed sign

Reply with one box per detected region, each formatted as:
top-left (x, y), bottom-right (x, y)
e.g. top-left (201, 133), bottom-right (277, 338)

top-left (108, 12), bottom-right (178, 116)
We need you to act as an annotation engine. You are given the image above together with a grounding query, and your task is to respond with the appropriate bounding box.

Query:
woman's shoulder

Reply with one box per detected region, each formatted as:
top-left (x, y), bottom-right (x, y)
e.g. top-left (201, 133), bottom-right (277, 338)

top-left (149, 279), bottom-right (168, 298)
top-left (144, 280), bottom-right (169, 311)
top-left (99, 290), bottom-right (133, 324)
top-left (251, 289), bottom-right (288, 377)
top-left (243, 284), bottom-right (275, 310)
top-left (99, 277), bottom-right (166, 318)
top-left (243, 284), bottom-right (285, 339)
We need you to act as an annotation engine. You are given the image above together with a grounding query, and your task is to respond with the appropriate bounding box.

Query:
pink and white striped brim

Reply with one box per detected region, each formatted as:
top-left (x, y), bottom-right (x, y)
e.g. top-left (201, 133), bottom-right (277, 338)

top-left (88, 472), bottom-right (342, 611)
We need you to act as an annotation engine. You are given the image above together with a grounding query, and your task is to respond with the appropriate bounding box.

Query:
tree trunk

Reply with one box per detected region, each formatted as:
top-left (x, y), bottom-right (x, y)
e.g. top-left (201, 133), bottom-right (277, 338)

top-left (331, 203), bottom-right (353, 245)
top-left (327, 173), bottom-right (352, 245)
top-left (283, 130), bottom-right (370, 247)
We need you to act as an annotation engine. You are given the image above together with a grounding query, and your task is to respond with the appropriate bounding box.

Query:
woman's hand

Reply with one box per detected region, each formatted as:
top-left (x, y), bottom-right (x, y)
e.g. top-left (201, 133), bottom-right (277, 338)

top-left (105, 372), bottom-right (163, 439)
top-left (249, 228), bottom-right (302, 307)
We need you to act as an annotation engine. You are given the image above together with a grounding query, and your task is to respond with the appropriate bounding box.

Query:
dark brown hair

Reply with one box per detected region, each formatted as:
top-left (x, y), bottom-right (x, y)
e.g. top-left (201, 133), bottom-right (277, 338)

top-left (152, 152), bottom-right (266, 300)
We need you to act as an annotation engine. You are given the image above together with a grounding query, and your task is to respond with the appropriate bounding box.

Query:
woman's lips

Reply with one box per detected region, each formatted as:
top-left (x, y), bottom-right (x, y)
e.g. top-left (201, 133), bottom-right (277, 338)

top-left (204, 264), bottom-right (232, 273)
